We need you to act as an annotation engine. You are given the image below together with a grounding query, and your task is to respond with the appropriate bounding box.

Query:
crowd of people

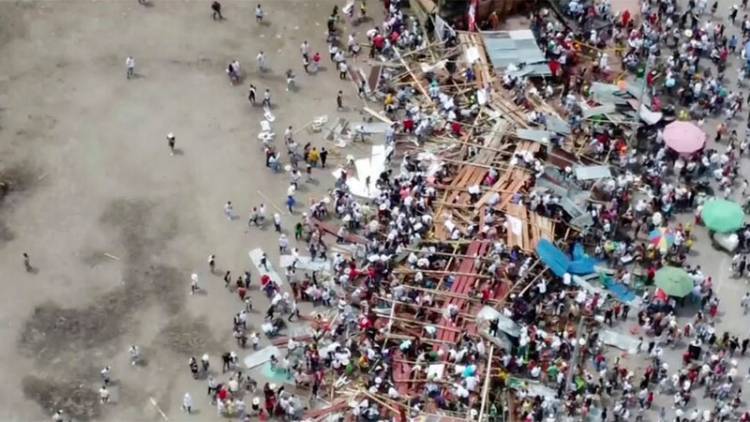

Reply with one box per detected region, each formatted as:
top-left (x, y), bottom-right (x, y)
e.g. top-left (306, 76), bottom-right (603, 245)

top-left (77, 0), bottom-right (750, 421)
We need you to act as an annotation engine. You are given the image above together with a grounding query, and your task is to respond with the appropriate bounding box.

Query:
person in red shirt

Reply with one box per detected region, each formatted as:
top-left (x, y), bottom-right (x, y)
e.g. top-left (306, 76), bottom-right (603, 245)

top-left (238, 286), bottom-right (247, 301)
top-left (621, 9), bottom-right (631, 27)
top-left (481, 286), bottom-right (491, 304)
top-left (451, 121), bottom-right (462, 137)
top-left (403, 117), bottom-right (414, 133)
top-left (373, 34), bottom-right (385, 51)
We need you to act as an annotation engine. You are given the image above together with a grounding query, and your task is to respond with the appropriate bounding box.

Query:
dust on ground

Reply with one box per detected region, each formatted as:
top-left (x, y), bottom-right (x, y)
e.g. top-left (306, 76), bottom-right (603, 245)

top-left (157, 316), bottom-right (221, 356)
top-left (17, 198), bottom-right (192, 419)
top-left (0, 162), bottom-right (39, 246)
top-left (21, 375), bottom-right (100, 421)
top-left (19, 198), bottom-right (185, 357)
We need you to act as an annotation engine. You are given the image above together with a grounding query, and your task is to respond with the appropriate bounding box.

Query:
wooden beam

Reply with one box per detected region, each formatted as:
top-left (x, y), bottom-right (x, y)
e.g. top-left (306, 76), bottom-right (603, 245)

top-left (478, 345), bottom-right (495, 421)
top-left (393, 268), bottom-right (491, 279)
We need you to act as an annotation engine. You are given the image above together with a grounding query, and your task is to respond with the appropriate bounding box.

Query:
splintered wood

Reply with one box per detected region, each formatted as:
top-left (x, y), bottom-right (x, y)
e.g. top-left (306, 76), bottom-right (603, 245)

top-left (313, 24), bottom-right (584, 422)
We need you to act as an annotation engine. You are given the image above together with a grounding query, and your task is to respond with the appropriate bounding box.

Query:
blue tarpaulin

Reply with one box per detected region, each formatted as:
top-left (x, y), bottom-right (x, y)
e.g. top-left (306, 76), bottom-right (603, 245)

top-left (536, 239), bottom-right (597, 277)
top-left (599, 273), bottom-right (637, 303)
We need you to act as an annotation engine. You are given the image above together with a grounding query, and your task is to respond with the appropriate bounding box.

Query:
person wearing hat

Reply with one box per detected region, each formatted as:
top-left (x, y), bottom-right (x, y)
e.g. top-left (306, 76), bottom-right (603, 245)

top-left (166, 132), bottom-right (175, 155)
top-left (251, 397), bottom-right (261, 415)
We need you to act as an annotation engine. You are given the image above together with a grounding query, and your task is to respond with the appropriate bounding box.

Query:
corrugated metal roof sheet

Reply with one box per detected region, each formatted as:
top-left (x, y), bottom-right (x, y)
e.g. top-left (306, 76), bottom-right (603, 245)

top-left (575, 165), bottom-right (612, 180)
top-left (481, 30), bottom-right (547, 74)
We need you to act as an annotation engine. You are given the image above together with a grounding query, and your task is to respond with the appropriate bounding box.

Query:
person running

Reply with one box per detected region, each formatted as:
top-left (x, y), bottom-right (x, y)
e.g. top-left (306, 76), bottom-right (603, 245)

top-left (211, 1), bottom-right (223, 20)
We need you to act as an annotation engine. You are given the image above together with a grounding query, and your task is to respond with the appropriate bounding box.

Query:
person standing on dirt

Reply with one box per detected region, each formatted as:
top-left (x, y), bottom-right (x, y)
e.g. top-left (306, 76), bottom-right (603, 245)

top-left (22, 252), bottom-right (32, 272)
top-left (129, 345), bottom-right (141, 366)
top-left (222, 351), bottom-right (232, 372)
top-left (208, 254), bottom-right (216, 273)
top-left (125, 56), bottom-right (135, 79)
top-left (248, 84), bottom-right (257, 105)
top-left (189, 356), bottom-right (199, 378)
top-left (224, 201), bottom-right (234, 220)
top-left (190, 273), bottom-right (200, 294)
top-left (336, 90), bottom-right (344, 110)
top-left (166, 132), bottom-right (176, 155)
top-left (273, 212), bottom-right (282, 232)
top-left (255, 4), bottom-right (264, 22)
top-left (211, 1), bottom-right (223, 20)
top-left (99, 385), bottom-right (110, 404)
top-left (100, 366), bottom-right (111, 385)
top-left (201, 353), bottom-right (210, 374)
top-left (260, 252), bottom-right (269, 271)
top-left (182, 392), bottom-right (193, 414)
top-left (256, 51), bottom-right (266, 72)
top-left (320, 147), bottom-right (328, 168)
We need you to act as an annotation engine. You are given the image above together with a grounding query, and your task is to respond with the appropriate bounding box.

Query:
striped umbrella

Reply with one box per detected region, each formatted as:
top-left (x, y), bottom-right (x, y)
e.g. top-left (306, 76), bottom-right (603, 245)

top-left (648, 227), bottom-right (675, 253)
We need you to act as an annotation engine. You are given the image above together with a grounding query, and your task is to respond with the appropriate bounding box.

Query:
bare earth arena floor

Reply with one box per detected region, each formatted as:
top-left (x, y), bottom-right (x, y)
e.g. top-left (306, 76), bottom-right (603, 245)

top-left (4, 1), bottom-right (750, 422)
top-left (0, 1), bottom-right (362, 420)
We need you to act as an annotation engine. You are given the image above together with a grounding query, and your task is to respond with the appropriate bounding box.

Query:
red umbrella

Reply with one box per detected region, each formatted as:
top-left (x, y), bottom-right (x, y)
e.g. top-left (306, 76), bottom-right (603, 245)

top-left (663, 121), bottom-right (706, 155)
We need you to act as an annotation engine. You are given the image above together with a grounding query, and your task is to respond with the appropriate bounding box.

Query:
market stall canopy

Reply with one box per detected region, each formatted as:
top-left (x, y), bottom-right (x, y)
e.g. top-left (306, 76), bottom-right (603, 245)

top-left (701, 199), bottom-right (745, 233)
top-left (654, 266), bottom-right (693, 298)
top-left (663, 121), bottom-right (706, 155)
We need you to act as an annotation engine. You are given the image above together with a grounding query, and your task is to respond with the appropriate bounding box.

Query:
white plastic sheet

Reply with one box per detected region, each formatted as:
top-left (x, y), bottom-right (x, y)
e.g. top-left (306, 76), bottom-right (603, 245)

top-left (243, 345), bottom-right (282, 369)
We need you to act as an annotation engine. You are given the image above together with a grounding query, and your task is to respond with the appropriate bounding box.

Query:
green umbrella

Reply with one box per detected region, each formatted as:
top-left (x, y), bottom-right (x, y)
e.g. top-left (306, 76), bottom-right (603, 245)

top-left (701, 199), bottom-right (745, 233)
top-left (654, 266), bottom-right (693, 298)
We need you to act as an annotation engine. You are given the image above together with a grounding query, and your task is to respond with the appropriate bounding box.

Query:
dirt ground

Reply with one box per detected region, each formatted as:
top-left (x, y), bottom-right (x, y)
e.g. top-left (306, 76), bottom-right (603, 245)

top-left (0, 1), bottom-right (367, 420)
top-left (4, 0), bottom-right (750, 421)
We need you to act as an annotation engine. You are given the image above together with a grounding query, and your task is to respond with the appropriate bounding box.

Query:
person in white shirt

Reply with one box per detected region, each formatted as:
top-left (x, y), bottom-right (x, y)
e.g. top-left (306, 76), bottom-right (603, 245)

top-left (256, 51), bottom-right (266, 71)
top-left (182, 393), bottom-right (193, 413)
top-left (99, 386), bottom-right (110, 403)
top-left (255, 4), bottom-right (264, 22)
top-left (125, 56), bottom-right (135, 79)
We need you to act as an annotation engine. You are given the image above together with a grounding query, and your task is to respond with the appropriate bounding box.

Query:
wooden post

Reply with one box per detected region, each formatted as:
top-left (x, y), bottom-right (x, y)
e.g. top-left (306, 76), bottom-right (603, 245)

top-left (478, 345), bottom-right (495, 421)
